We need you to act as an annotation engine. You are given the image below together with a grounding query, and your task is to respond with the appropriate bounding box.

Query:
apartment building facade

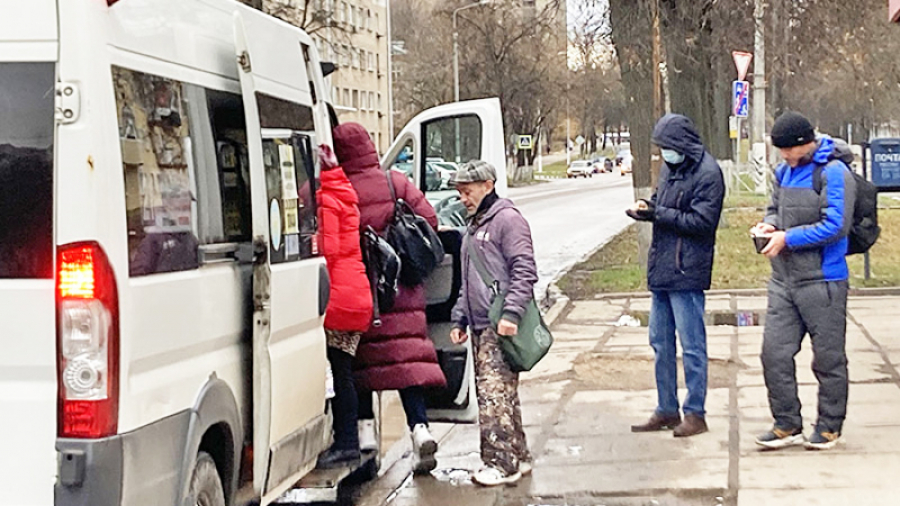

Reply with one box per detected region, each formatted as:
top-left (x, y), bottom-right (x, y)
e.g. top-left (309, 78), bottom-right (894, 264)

top-left (241, 0), bottom-right (392, 154)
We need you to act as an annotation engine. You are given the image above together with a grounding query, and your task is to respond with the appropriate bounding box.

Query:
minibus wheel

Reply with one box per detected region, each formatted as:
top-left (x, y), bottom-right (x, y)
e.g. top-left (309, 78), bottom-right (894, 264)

top-left (189, 451), bottom-right (226, 506)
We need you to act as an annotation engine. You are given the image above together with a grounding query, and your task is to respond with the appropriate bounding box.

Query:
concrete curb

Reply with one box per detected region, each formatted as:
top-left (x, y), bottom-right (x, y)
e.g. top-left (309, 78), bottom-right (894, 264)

top-left (543, 289), bottom-right (570, 327)
top-left (577, 286), bottom-right (900, 301)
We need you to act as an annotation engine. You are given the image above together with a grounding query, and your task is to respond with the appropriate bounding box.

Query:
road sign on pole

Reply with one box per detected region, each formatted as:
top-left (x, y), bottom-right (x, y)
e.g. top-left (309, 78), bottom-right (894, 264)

top-left (732, 51), bottom-right (753, 81)
top-left (733, 80), bottom-right (750, 118)
top-left (517, 135), bottom-right (533, 150)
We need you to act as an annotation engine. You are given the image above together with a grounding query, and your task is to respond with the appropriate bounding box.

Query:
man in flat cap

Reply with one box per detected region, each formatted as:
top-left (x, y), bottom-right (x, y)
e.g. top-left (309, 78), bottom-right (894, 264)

top-left (449, 160), bottom-right (538, 486)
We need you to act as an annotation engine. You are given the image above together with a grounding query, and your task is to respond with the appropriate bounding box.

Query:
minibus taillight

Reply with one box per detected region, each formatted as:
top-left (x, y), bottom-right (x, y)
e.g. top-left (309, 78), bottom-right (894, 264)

top-left (57, 243), bottom-right (119, 439)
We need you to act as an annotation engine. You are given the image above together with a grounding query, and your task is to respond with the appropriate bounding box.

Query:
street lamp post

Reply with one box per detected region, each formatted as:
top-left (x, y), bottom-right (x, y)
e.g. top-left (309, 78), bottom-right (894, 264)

top-left (453, 0), bottom-right (490, 102)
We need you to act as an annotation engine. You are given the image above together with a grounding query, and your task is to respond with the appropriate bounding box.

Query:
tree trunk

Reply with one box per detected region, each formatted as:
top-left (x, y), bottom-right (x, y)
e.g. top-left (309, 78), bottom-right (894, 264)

top-left (609, 0), bottom-right (654, 267)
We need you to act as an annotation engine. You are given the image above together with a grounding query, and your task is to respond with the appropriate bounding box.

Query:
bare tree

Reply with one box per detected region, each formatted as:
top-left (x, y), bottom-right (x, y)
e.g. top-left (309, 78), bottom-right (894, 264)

top-left (568, 0), bottom-right (626, 155)
top-left (392, 0), bottom-right (566, 169)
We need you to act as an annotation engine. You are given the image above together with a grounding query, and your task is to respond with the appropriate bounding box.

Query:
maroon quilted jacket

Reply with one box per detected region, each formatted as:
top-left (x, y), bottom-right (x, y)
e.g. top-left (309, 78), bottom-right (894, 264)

top-left (333, 122), bottom-right (446, 392)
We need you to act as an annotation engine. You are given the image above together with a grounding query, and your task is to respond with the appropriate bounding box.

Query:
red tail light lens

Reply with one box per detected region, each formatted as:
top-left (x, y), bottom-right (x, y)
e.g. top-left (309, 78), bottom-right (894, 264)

top-left (57, 242), bottom-right (119, 439)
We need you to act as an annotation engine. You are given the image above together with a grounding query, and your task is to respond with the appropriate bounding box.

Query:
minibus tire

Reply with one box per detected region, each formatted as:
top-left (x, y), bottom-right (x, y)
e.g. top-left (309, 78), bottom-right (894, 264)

top-left (189, 451), bottom-right (226, 506)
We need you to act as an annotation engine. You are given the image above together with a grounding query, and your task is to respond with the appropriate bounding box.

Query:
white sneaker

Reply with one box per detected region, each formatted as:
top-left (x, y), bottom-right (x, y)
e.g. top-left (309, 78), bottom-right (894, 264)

top-left (411, 424), bottom-right (437, 474)
top-left (519, 460), bottom-right (533, 476)
top-left (358, 419), bottom-right (377, 452)
top-left (472, 466), bottom-right (521, 487)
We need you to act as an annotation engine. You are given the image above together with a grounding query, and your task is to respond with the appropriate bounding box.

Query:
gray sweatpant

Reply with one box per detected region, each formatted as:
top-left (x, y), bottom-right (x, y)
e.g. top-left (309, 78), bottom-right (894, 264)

top-left (761, 280), bottom-right (849, 433)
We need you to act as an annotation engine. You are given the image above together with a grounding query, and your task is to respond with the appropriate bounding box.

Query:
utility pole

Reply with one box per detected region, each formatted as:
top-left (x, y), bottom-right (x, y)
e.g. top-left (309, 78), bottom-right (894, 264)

top-left (752, 0), bottom-right (768, 193)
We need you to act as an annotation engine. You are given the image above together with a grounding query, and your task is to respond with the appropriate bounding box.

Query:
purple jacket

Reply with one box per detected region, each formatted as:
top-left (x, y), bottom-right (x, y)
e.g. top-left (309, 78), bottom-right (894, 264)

top-left (451, 198), bottom-right (538, 333)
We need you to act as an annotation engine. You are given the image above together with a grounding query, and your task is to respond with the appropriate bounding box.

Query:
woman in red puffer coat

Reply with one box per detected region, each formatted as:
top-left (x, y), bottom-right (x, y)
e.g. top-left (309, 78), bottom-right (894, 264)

top-left (333, 122), bottom-right (446, 474)
top-left (315, 144), bottom-right (373, 469)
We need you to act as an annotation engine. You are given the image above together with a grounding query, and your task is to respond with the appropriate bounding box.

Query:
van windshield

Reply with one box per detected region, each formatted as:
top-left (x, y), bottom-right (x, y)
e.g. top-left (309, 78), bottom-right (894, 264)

top-left (0, 63), bottom-right (55, 279)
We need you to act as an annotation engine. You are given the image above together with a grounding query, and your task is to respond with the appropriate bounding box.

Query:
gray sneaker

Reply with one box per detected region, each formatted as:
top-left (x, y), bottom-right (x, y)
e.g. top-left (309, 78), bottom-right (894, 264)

top-left (804, 430), bottom-right (841, 451)
top-left (755, 427), bottom-right (805, 450)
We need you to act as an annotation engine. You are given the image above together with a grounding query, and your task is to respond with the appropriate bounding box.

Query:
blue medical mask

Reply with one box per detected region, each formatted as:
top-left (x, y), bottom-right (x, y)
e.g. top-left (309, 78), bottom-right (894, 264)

top-left (661, 149), bottom-right (685, 165)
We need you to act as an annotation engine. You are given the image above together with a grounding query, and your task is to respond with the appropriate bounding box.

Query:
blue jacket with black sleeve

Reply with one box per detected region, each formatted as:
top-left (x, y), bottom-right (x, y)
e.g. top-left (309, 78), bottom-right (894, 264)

top-left (764, 136), bottom-right (856, 285)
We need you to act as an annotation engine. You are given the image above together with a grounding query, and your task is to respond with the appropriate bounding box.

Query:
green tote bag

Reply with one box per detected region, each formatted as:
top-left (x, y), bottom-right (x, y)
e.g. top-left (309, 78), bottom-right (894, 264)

top-left (466, 239), bottom-right (553, 372)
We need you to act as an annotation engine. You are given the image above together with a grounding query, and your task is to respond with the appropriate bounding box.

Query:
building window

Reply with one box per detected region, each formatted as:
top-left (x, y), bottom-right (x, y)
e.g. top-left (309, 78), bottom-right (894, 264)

top-left (367, 9), bottom-right (372, 31)
top-left (369, 92), bottom-right (375, 112)
top-left (352, 90), bottom-right (359, 109)
top-left (368, 52), bottom-right (375, 72)
top-left (377, 92), bottom-right (382, 110)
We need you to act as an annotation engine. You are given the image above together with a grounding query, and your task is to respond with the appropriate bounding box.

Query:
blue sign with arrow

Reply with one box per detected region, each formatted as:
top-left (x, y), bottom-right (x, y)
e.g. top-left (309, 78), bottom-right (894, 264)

top-left (733, 80), bottom-right (749, 118)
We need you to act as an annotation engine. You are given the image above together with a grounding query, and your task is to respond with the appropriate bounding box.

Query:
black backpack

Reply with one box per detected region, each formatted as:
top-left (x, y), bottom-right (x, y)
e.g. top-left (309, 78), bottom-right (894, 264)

top-left (361, 226), bottom-right (400, 327)
top-left (811, 158), bottom-right (881, 255)
top-left (384, 171), bottom-right (445, 286)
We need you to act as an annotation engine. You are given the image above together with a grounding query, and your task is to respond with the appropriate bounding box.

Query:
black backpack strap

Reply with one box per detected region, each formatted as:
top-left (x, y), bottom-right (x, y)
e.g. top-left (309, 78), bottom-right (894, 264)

top-left (384, 169), bottom-right (398, 203)
top-left (812, 164), bottom-right (824, 194)
top-left (812, 159), bottom-right (850, 194)
top-left (362, 226), bottom-right (382, 327)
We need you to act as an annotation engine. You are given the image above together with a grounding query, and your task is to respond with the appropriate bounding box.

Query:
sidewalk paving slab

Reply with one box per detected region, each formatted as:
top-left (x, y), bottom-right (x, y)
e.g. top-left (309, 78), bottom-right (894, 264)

top-left (355, 294), bottom-right (900, 506)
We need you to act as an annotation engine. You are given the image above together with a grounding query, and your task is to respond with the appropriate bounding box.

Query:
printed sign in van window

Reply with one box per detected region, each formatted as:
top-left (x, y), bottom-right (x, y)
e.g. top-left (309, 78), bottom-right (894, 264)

top-left (257, 94), bottom-right (319, 263)
top-left (113, 67), bottom-right (199, 276)
top-left (114, 67), bottom-right (252, 276)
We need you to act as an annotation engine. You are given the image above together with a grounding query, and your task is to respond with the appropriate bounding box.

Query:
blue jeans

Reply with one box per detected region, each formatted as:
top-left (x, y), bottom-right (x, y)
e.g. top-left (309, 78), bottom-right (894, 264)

top-left (649, 290), bottom-right (708, 417)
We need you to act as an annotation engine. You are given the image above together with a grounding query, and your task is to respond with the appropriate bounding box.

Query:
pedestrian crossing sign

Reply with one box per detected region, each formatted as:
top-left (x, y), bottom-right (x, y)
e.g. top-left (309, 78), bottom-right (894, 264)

top-left (517, 135), bottom-right (533, 150)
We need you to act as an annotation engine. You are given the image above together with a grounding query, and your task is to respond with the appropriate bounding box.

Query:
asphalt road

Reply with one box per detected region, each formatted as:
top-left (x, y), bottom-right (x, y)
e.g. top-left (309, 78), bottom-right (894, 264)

top-left (507, 171), bottom-right (636, 300)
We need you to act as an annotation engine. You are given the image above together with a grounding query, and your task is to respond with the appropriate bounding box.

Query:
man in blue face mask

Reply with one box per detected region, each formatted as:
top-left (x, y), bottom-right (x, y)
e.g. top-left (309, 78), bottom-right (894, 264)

top-left (626, 114), bottom-right (725, 438)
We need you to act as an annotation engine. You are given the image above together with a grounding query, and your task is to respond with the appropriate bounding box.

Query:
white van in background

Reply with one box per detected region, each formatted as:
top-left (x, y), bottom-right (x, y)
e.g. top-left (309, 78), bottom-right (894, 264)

top-left (0, 1), bottom-right (507, 505)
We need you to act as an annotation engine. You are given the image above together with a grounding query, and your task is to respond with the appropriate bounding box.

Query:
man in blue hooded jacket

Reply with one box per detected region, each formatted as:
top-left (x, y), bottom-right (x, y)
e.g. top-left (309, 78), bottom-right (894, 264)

top-left (753, 111), bottom-right (855, 451)
top-left (628, 114), bottom-right (725, 438)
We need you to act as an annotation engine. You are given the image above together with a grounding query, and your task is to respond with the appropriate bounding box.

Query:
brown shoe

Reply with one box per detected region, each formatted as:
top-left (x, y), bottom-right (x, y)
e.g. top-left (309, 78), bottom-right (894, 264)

top-left (673, 414), bottom-right (708, 437)
top-left (631, 412), bottom-right (682, 432)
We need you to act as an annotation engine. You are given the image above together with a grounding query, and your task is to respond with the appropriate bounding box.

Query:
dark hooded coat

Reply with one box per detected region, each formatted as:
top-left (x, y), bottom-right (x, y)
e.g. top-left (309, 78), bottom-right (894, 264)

top-left (648, 114), bottom-right (726, 291)
top-left (332, 122), bottom-right (446, 392)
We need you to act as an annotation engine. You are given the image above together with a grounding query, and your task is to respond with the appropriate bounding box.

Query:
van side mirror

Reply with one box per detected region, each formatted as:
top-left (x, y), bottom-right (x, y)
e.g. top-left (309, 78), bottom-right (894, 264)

top-left (320, 61), bottom-right (336, 78)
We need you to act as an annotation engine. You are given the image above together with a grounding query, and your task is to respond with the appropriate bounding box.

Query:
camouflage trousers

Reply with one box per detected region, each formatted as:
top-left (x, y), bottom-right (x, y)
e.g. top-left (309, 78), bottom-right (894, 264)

top-left (473, 327), bottom-right (531, 475)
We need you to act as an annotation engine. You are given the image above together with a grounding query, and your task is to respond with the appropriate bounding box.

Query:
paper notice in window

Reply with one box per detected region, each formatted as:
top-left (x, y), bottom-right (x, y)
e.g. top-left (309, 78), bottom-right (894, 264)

top-left (283, 199), bottom-right (300, 234)
top-left (278, 144), bottom-right (299, 200)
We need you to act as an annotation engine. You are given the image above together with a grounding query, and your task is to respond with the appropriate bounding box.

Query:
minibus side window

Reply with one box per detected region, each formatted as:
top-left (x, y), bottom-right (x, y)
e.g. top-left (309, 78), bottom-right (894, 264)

top-left (256, 93), bottom-right (319, 263)
top-left (206, 90), bottom-right (251, 244)
top-left (114, 67), bottom-right (199, 277)
top-left (113, 67), bottom-right (252, 276)
top-left (0, 63), bottom-right (55, 279)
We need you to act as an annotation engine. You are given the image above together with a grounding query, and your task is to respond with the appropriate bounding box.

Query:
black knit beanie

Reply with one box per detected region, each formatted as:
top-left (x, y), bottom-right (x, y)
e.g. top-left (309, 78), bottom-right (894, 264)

top-left (771, 111), bottom-right (816, 148)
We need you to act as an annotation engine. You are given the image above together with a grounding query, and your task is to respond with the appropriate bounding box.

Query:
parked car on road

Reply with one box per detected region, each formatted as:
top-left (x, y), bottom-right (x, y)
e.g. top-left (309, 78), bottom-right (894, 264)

top-left (591, 156), bottom-right (613, 173)
top-left (567, 160), bottom-right (594, 178)
top-left (616, 150), bottom-right (634, 176)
